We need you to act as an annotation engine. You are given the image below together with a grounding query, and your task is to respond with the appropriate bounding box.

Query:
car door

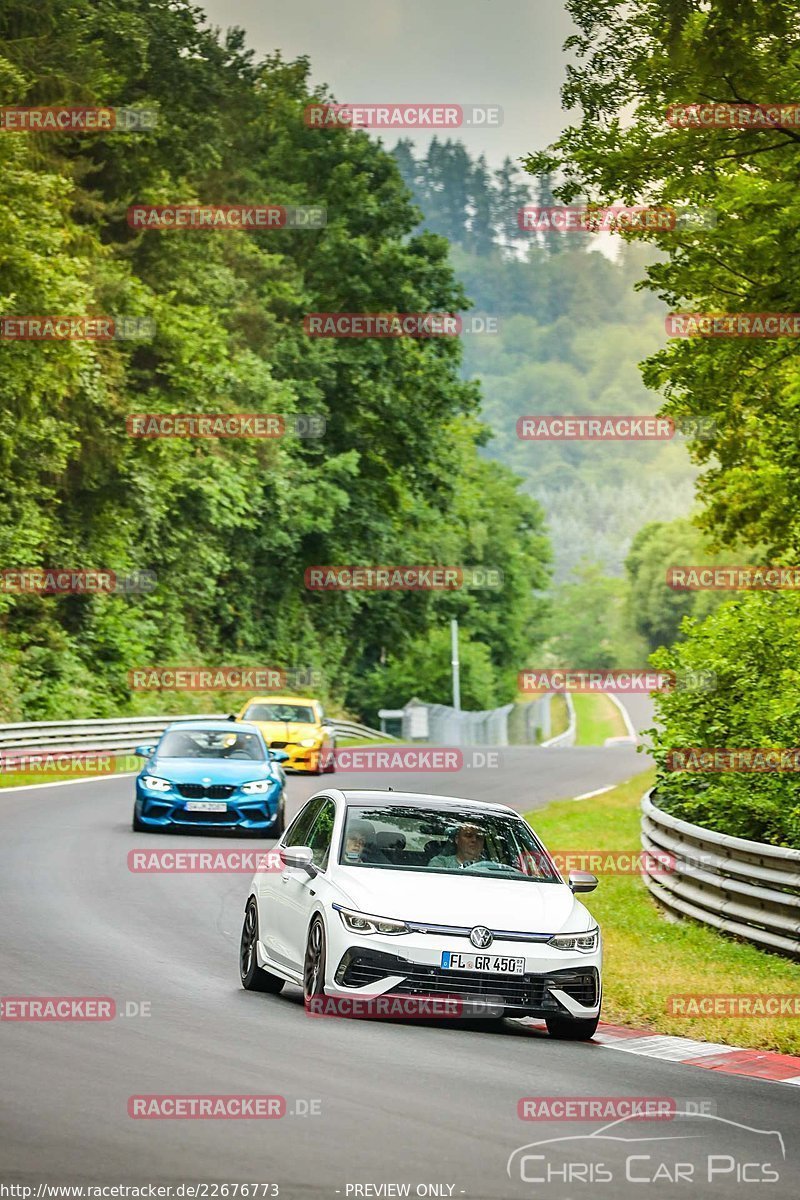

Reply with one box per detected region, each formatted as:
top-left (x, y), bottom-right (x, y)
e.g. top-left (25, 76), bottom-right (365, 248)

top-left (257, 795), bottom-right (324, 971)
top-left (278, 797), bottom-right (337, 971)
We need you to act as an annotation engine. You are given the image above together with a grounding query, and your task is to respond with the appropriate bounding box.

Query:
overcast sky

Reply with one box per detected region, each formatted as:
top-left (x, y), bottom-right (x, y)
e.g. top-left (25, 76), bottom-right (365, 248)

top-left (198, 0), bottom-right (576, 167)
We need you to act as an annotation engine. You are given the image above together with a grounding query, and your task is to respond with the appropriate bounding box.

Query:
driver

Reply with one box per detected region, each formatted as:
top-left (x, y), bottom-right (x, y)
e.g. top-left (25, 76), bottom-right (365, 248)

top-left (428, 822), bottom-right (486, 869)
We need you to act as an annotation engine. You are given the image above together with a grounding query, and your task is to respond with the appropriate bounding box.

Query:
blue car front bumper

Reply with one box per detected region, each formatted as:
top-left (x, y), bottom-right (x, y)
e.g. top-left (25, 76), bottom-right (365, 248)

top-left (134, 783), bottom-right (282, 832)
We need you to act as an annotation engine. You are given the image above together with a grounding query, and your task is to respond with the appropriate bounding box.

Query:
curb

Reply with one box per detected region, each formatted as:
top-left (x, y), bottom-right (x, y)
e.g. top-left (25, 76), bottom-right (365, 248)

top-left (593, 1022), bottom-right (800, 1086)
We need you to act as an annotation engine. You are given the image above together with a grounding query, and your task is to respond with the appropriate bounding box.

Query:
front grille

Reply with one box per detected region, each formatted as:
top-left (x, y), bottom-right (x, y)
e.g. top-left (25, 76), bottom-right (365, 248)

top-left (173, 808), bottom-right (236, 824)
top-left (176, 784), bottom-right (235, 799)
top-left (337, 950), bottom-right (598, 1012)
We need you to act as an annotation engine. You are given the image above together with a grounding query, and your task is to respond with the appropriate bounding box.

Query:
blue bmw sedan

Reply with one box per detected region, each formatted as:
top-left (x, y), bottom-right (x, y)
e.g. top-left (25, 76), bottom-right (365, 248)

top-left (132, 720), bottom-right (288, 836)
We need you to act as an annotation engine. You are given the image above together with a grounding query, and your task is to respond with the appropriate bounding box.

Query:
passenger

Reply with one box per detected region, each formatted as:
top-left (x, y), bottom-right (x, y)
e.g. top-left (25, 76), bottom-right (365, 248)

top-left (343, 819), bottom-right (389, 864)
top-left (429, 823), bottom-right (486, 869)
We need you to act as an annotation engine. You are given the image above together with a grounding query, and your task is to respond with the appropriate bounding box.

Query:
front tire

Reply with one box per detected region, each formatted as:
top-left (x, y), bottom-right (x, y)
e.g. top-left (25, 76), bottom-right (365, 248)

top-left (132, 806), bottom-right (147, 832)
top-left (545, 1012), bottom-right (599, 1040)
top-left (240, 898), bottom-right (285, 993)
top-left (271, 800), bottom-right (285, 837)
top-left (323, 742), bottom-right (336, 774)
top-left (303, 916), bottom-right (327, 1004)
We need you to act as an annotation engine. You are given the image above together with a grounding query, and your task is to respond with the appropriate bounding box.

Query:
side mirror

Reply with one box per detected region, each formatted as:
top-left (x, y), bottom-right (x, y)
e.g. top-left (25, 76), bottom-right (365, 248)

top-left (280, 846), bottom-right (317, 876)
top-left (568, 871), bottom-right (598, 894)
top-left (134, 744), bottom-right (156, 757)
top-left (269, 749), bottom-right (289, 763)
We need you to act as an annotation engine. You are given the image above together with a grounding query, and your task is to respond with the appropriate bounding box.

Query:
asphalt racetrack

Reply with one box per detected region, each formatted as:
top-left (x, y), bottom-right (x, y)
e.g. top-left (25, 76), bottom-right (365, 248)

top-left (2, 729), bottom-right (798, 1198)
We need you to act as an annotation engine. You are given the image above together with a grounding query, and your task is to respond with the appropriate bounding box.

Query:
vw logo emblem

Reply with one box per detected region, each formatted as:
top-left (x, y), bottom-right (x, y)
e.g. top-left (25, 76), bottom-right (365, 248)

top-left (469, 925), bottom-right (493, 949)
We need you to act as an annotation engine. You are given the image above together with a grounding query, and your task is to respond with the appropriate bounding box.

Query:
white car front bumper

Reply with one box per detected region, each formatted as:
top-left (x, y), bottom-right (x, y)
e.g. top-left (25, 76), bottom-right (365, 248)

top-left (325, 916), bottom-right (602, 1019)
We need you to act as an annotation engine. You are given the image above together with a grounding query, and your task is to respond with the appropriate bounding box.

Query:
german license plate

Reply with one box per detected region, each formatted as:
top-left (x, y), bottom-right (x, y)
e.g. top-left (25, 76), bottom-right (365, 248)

top-left (185, 800), bottom-right (227, 813)
top-left (441, 951), bottom-right (525, 974)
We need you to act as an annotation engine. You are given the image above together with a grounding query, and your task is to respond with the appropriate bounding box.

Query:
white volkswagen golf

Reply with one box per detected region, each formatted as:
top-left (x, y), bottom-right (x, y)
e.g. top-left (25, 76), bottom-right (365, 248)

top-left (239, 789), bottom-right (602, 1038)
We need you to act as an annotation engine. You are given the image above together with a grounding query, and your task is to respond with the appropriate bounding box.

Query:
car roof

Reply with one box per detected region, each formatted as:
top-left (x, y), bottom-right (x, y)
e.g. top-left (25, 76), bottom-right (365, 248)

top-left (331, 789), bottom-right (518, 817)
top-left (164, 719), bottom-right (263, 734)
top-left (239, 696), bottom-right (319, 706)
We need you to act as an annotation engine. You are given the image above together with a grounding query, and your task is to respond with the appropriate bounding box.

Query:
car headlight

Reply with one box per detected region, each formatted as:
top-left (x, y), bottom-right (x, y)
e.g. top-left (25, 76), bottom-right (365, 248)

top-left (141, 775), bottom-right (171, 792)
top-left (548, 927), bottom-right (599, 953)
top-left (299, 737), bottom-right (319, 748)
top-left (334, 905), bottom-right (409, 936)
top-left (241, 780), bottom-right (271, 795)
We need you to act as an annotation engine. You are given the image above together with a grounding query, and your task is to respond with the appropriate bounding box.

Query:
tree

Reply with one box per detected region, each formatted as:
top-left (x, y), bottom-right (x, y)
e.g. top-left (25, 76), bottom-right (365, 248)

top-left (0, 0), bottom-right (552, 720)
top-left (524, 0), bottom-right (800, 558)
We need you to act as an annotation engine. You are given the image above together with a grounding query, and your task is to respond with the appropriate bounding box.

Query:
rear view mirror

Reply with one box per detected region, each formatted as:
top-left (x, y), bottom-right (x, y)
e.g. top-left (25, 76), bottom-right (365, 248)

top-left (568, 871), bottom-right (598, 893)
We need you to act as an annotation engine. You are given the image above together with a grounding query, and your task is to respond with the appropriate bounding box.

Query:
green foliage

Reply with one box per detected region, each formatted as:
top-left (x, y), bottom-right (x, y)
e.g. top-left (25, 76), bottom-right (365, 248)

top-left (351, 626), bottom-right (500, 720)
top-left (0, 0), bottom-right (551, 720)
top-left (540, 561), bottom-right (647, 669)
top-left (648, 592), bottom-right (800, 847)
top-left (625, 517), bottom-right (762, 651)
top-left (525, 0), bottom-right (800, 558)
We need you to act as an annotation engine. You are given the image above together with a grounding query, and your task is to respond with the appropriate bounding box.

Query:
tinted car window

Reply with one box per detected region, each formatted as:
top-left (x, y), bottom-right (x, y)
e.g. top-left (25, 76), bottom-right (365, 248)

top-left (283, 796), bottom-right (324, 847)
top-left (306, 799), bottom-right (336, 869)
top-left (243, 704), bottom-right (316, 723)
top-left (158, 729), bottom-right (265, 760)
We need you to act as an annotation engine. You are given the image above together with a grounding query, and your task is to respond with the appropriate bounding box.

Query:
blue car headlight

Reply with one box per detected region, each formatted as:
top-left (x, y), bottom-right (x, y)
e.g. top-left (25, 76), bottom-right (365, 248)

top-left (141, 775), bottom-right (172, 792)
top-left (241, 780), bottom-right (272, 795)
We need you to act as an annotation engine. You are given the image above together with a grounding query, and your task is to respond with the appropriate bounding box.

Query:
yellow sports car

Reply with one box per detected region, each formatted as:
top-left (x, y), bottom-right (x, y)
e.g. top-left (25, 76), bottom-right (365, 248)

top-left (235, 696), bottom-right (335, 775)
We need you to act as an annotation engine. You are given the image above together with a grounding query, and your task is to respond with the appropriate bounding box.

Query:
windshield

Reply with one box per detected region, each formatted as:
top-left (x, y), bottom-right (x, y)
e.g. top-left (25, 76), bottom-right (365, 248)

top-left (243, 703), bottom-right (316, 723)
top-left (157, 729), bottom-right (266, 760)
top-left (339, 804), bottom-right (561, 883)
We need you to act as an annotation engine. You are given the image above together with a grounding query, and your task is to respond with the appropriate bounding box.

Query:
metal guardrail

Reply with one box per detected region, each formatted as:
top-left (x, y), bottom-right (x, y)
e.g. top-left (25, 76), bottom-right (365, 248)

top-left (326, 720), bottom-right (388, 742)
top-left (0, 714), bottom-right (387, 759)
top-left (540, 693), bottom-right (576, 748)
top-left (641, 788), bottom-right (800, 959)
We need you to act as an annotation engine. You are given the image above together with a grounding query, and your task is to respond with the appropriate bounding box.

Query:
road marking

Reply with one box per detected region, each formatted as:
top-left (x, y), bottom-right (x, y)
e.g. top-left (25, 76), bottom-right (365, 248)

top-left (0, 772), bottom-right (137, 794)
top-left (607, 692), bottom-right (639, 740)
top-left (572, 785), bottom-right (614, 801)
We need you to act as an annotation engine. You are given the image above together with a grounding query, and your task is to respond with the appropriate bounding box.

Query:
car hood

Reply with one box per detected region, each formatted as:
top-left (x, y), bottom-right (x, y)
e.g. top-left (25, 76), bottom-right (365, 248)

top-left (334, 868), bottom-right (583, 935)
top-left (250, 721), bottom-right (321, 742)
top-left (145, 758), bottom-right (276, 785)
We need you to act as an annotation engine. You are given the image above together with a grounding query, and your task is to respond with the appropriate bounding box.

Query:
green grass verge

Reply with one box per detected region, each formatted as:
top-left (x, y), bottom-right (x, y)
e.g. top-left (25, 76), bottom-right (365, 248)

top-left (334, 736), bottom-right (397, 748)
top-left (527, 768), bottom-right (800, 1054)
top-left (0, 753), bottom-right (142, 789)
top-left (549, 694), bottom-right (570, 739)
top-left (573, 692), bottom-right (627, 746)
